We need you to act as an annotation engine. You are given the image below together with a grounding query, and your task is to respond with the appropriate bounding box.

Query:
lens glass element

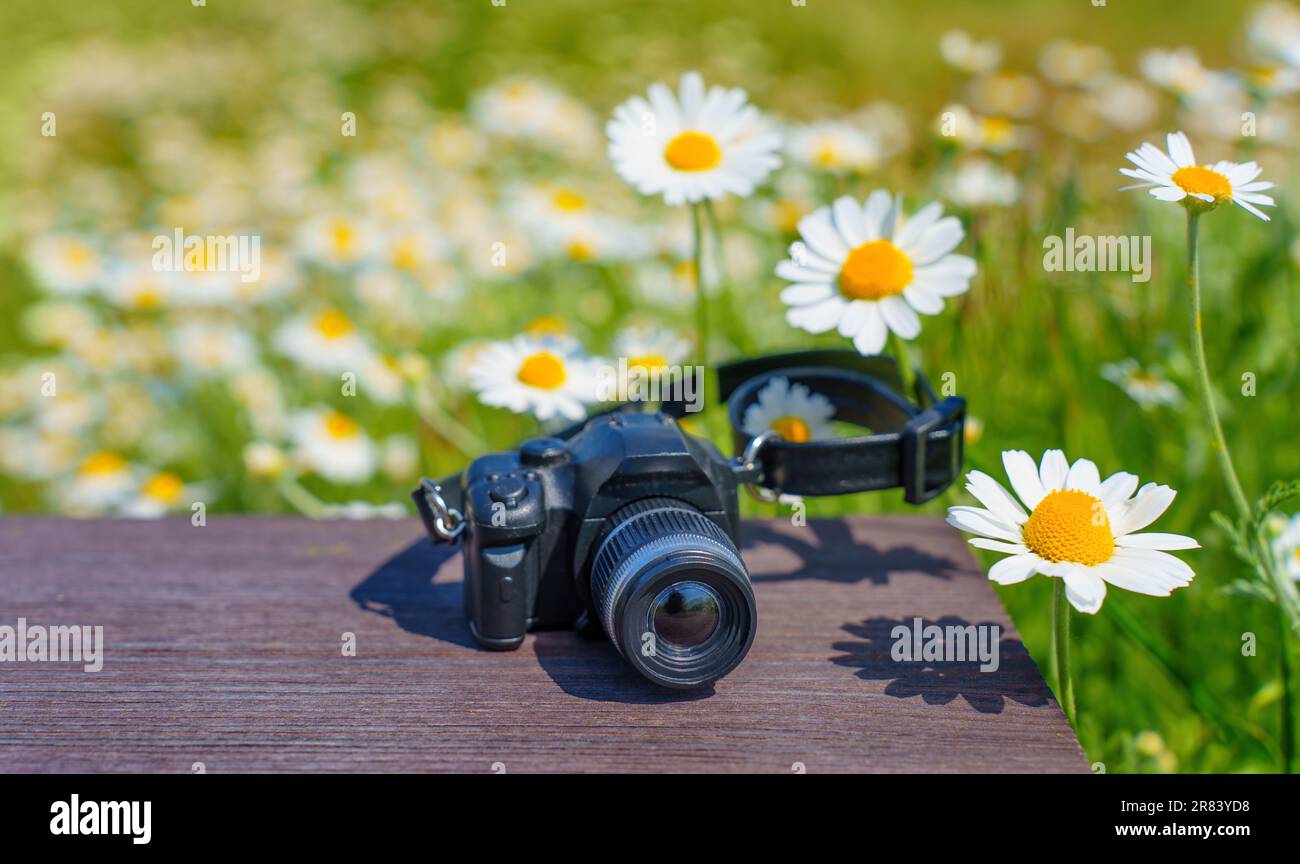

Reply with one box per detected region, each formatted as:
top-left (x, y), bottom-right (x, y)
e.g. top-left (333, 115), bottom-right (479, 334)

top-left (651, 580), bottom-right (721, 649)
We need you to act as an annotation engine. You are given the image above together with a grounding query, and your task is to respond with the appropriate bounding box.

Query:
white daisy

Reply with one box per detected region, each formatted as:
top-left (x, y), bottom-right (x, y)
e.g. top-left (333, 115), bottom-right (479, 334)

top-left (122, 471), bottom-right (195, 518)
top-left (786, 121), bottom-right (882, 174)
top-left (296, 213), bottom-right (378, 270)
top-left (943, 158), bottom-right (1020, 208)
top-left (607, 71), bottom-right (782, 206)
top-left (28, 234), bottom-right (105, 295)
top-left (510, 182), bottom-right (646, 263)
top-left (1120, 131), bottom-right (1276, 221)
top-left (102, 260), bottom-right (170, 310)
top-left (1139, 47), bottom-right (1216, 99)
top-left (468, 335), bottom-right (600, 423)
top-left (1270, 511), bottom-right (1300, 581)
top-left (947, 449), bottom-right (1200, 614)
top-left (470, 77), bottom-right (601, 156)
top-left (273, 308), bottom-right (375, 374)
top-left (938, 30), bottom-right (1003, 75)
top-left (611, 325), bottom-right (692, 377)
top-left (360, 354), bottom-right (406, 405)
top-left (243, 441), bottom-right (288, 479)
top-left (1100, 359), bottom-right (1183, 410)
top-left (378, 224), bottom-right (444, 279)
top-left (1247, 3), bottom-right (1300, 70)
top-left (1038, 40), bottom-right (1111, 88)
top-left (63, 451), bottom-right (134, 513)
top-left (776, 191), bottom-right (975, 355)
top-left (172, 320), bottom-right (258, 378)
top-left (741, 376), bottom-right (835, 443)
top-left (290, 408), bottom-right (377, 485)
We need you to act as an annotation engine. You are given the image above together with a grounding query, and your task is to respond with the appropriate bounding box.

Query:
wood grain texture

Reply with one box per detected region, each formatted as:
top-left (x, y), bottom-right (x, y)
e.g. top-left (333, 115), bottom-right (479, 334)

top-left (0, 516), bottom-right (1086, 773)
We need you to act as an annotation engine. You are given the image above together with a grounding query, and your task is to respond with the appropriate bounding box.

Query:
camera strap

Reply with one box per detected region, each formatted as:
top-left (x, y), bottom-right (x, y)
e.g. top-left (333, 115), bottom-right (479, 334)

top-left (413, 349), bottom-right (965, 543)
top-left (716, 350), bottom-right (965, 505)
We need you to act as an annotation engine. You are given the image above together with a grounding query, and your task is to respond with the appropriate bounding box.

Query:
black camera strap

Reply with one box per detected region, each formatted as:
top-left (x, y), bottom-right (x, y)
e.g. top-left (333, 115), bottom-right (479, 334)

top-left (414, 350), bottom-right (965, 543)
top-left (716, 350), bottom-right (964, 505)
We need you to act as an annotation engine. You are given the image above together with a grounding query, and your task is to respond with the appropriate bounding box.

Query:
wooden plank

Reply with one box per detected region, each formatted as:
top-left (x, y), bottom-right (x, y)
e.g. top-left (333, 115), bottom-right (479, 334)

top-left (0, 517), bottom-right (1086, 773)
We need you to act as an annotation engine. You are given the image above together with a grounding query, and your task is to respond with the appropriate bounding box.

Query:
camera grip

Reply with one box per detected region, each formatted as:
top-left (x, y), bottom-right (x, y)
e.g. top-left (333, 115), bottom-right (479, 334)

top-left (466, 543), bottom-right (530, 650)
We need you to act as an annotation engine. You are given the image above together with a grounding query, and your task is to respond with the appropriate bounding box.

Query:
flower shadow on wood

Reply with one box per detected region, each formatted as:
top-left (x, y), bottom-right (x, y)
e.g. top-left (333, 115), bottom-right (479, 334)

top-left (829, 615), bottom-right (1053, 714)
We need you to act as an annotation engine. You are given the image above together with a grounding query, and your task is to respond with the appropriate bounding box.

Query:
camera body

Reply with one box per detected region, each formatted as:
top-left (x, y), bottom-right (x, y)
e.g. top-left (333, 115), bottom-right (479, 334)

top-left (460, 411), bottom-right (754, 688)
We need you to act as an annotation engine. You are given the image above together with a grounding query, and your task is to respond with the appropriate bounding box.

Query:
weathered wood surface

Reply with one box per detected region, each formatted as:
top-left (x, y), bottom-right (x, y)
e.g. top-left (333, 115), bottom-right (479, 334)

top-left (0, 516), bottom-right (1085, 773)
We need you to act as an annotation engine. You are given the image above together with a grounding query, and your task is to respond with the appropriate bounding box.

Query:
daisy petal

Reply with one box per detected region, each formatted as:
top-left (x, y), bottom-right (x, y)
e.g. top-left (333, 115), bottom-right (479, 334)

top-left (965, 469), bottom-right (1029, 525)
top-left (1094, 562), bottom-right (1179, 597)
top-left (989, 554), bottom-right (1039, 585)
top-left (860, 190), bottom-right (893, 240)
top-left (851, 303), bottom-right (887, 354)
top-left (1098, 471), bottom-right (1139, 512)
top-left (779, 282), bottom-right (834, 305)
top-left (969, 537), bottom-right (1030, 554)
top-left (1166, 131), bottom-right (1195, 167)
top-left (946, 505), bottom-right (1022, 543)
top-left (1038, 449), bottom-right (1069, 492)
top-left (1064, 458), bottom-right (1101, 495)
top-left (1115, 532), bottom-right (1200, 550)
top-left (903, 283), bottom-right (945, 315)
top-left (797, 208), bottom-right (850, 261)
top-left (832, 196), bottom-right (868, 247)
top-left (1002, 449), bottom-right (1047, 510)
top-left (879, 295), bottom-right (921, 339)
top-left (785, 297), bottom-right (846, 334)
top-left (1112, 483), bottom-right (1176, 535)
top-left (1063, 568), bottom-right (1107, 614)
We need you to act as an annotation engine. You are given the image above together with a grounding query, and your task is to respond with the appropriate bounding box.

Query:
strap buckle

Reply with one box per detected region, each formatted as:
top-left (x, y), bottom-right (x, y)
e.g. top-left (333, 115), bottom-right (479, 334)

top-left (415, 478), bottom-right (465, 542)
top-left (900, 396), bottom-right (966, 505)
top-left (740, 431), bottom-right (780, 503)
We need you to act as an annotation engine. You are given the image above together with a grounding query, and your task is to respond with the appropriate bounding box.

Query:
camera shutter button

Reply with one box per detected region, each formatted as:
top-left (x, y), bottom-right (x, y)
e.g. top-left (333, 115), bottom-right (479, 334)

top-left (520, 437), bottom-right (568, 466)
top-left (488, 476), bottom-right (528, 507)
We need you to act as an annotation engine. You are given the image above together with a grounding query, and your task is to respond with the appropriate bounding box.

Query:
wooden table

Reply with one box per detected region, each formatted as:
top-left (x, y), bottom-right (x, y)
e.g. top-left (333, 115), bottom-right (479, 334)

top-left (0, 517), bottom-right (1085, 773)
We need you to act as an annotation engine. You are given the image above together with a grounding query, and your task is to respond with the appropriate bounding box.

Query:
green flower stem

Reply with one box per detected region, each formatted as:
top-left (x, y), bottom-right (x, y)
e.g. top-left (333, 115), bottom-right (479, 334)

top-left (415, 381), bottom-right (489, 456)
top-left (1184, 211), bottom-right (1252, 525)
top-left (702, 199), bottom-right (752, 353)
top-left (889, 331), bottom-right (917, 400)
top-left (277, 476), bottom-right (326, 518)
top-left (1052, 578), bottom-right (1077, 727)
top-left (690, 202), bottom-right (708, 368)
top-left (1186, 210), bottom-right (1297, 772)
top-left (1280, 608), bottom-right (1296, 773)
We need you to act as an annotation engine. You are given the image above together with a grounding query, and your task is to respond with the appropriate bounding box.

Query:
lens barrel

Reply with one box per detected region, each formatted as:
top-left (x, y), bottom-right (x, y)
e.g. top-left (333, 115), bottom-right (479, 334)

top-left (589, 497), bottom-right (756, 688)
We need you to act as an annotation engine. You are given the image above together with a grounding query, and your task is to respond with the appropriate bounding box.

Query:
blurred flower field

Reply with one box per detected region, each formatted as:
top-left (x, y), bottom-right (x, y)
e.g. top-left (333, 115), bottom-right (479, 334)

top-left (2, 0), bottom-right (1299, 772)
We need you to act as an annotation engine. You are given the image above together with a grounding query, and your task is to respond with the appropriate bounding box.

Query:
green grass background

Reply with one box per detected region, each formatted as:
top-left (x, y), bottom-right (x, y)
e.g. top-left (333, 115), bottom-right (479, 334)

top-left (1, 0), bottom-right (1296, 772)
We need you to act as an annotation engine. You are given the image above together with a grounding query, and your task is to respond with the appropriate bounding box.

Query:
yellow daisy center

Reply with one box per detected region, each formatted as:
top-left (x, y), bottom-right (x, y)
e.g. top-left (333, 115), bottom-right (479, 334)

top-left (771, 415), bottom-right (812, 443)
top-left (81, 451), bottom-right (126, 476)
top-left (838, 240), bottom-right (913, 301)
top-left (1022, 489), bottom-right (1115, 566)
top-left (324, 412), bottom-right (359, 440)
top-left (628, 354), bottom-right (668, 374)
top-left (566, 239), bottom-right (594, 261)
top-left (814, 143), bottom-right (841, 168)
top-left (664, 131), bottom-right (722, 172)
top-left (390, 236), bottom-right (421, 271)
top-left (524, 316), bottom-right (567, 336)
top-left (1171, 166), bottom-right (1232, 201)
top-left (133, 286), bottom-right (163, 309)
top-left (64, 242), bottom-right (96, 269)
top-left (143, 472), bottom-right (184, 504)
top-left (331, 220), bottom-right (357, 257)
top-left (552, 189), bottom-right (587, 211)
top-left (314, 309), bottom-right (354, 340)
top-left (517, 351), bottom-right (567, 390)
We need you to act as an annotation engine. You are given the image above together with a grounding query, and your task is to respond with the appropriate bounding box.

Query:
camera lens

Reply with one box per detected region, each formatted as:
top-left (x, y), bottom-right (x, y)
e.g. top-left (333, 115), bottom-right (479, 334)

top-left (652, 581), bottom-right (720, 649)
top-left (589, 498), bottom-right (756, 689)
